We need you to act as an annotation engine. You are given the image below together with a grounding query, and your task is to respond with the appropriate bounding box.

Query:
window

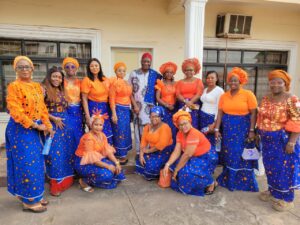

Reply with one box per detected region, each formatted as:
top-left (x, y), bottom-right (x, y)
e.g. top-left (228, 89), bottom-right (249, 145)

top-left (203, 49), bottom-right (288, 102)
top-left (0, 38), bottom-right (91, 112)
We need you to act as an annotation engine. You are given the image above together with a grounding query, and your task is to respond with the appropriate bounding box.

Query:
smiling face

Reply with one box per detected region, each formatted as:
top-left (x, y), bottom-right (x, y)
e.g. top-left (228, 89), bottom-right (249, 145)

top-left (178, 119), bottom-right (192, 134)
top-left (50, 71), bottom-right (63, 88)
top-left (164, 69), bottom-right (174, 81)
top-left (116, 66), bottom-right (126, 79)
top-left (15, 59), bottom-right (33, 81)
top-left (91, 118), bottom-right (104, 133)
top-left (228, 75), bottom-right (240, 91)
top-left (269, 77), bottom-right (286, 95)
top-left (64, 63), bottom-right (77, 77)
top-left (141, 57), bottom-right (151, 71)
top-left (184, 66), bottom-right (195, 79)
top-left (89, 60), bottom-right (100, 76)
top-left (150, 112), bottom-right (161, 126)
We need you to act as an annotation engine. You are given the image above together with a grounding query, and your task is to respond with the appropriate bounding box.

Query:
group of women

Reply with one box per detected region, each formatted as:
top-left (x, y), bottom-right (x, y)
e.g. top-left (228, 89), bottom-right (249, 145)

top-left (5, 54), bottom-right (300, 213)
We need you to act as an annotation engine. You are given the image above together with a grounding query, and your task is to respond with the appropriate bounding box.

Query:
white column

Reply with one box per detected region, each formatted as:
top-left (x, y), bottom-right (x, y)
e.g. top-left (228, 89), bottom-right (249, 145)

top-left (183, 0), bottom-right (207, 66)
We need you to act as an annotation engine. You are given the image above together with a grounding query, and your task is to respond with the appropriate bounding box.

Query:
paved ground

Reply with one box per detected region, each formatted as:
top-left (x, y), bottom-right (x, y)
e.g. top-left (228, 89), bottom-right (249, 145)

top-left (0, 172), bottom-right (299, 225)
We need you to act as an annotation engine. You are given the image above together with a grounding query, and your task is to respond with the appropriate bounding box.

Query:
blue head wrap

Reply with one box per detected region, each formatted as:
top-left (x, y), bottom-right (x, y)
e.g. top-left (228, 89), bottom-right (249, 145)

top-left (150, 106), bottom-right (165, 119)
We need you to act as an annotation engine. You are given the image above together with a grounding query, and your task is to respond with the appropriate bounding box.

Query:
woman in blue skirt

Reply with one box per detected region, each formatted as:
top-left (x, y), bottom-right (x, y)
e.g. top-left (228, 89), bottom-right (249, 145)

top-left (81, 58), bottom-right (113, 144)
top-left (6, 56), bottom-right (54, 212)
top-left (109, 62), bottom-right (132, 164)
top-left (214, 67), bottom-right (258, 192)
top-left (136, 106), bottom-right (173, 180)
top-left (163, 111), bottom-right (214, 196)
top-left (43, 66), bottom-right (75, 196)
top-left (257, 70), bottom-right (300, 211)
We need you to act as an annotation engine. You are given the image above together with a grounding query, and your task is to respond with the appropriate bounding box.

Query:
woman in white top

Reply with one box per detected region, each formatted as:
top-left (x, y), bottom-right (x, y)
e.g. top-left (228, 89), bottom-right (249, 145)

top-left (199, 70), bottom-right (224, 194)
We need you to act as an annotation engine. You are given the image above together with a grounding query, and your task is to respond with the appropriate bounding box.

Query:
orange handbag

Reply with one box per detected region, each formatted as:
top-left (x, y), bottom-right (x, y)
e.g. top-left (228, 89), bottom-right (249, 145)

top-left (158, 169), bottom-right (172, 188)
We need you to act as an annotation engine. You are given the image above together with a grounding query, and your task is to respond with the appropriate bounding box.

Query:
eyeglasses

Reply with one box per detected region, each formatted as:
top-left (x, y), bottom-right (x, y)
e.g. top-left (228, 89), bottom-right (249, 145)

top-left (65, 65), bottom-right (76, 70)
top-left (16, 65), bottom-right (32, 71)
top-left (185, 69), bottom-right (194, 72)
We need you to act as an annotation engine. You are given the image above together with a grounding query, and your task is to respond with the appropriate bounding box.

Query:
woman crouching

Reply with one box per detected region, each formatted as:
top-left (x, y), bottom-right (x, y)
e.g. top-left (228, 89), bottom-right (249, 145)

top-left (74, 111), bottom-right (125, 192)
top-left (163, 111), bottom-right (214, 196)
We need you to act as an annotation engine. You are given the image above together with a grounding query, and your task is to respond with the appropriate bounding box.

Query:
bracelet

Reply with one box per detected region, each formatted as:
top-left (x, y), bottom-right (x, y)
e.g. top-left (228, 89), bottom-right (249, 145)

top-left (287, 142), bottom-right (296, 147)
top-left (250, 128), bottom-right (255, 132)
top-left (166, 162), bottom-right (170, 167)
top-left (214, 128), bottom-right (219, 132)
top-left (115, 161), bottom-right (120, 166)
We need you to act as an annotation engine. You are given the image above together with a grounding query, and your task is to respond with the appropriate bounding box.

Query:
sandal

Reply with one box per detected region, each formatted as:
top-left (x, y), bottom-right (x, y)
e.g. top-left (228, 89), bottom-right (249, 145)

top-left (23, 204), bottom-right (47, 213)
top-left (40, 199), bottom-right (49, 206)
top-left (205, 181), bottom-right (218, 195)
top-left (272, 200), bottom-right (294, 212)
top-left (79, 178), bottom-right (94, 193)
top-left (50, 192), bottom-right (61, 197)
top-left (259, 191), bottom-right (280, 203)
top-left (120, 159), bottom-right (128, 165)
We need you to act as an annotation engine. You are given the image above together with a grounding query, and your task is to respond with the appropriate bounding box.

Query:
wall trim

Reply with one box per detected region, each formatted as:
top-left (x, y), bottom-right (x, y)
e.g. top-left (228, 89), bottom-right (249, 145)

top-left (204, 37), bottom-right (298, 94)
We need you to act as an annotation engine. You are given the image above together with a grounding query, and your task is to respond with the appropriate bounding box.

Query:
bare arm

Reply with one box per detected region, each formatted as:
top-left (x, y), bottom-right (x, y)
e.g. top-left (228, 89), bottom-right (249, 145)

top-left (81, 93), bottom-right (91, 127)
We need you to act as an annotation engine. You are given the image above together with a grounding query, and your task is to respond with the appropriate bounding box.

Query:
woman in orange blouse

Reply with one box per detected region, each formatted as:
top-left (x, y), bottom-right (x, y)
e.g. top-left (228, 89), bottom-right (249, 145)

top-left (63, 57), bottom-right (85, 148)
top-left (81, 58), bottom-right (113, 144)
top-left (156, 62), bottom-right (177, 145)
top-left (5, 56), bottom-right (54, 213)
top-left (109, 62), bottom-right (132, 164)
top-left (176, 58), bottom-right (204, 129)
top-left (214, 67), bottom-right (258, 192)
top-left (136, 106), bottom-right (173, 180)
top-left (74, 111), bottom-right (125, 191)
top-left (162, 111), bottom-right (214, 196)
top-left (257, 70), bottom-right (300, 211)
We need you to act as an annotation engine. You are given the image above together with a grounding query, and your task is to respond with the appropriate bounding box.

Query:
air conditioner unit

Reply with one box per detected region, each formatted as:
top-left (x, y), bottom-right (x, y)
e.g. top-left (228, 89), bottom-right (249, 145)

top-left (216, 13), bottom-right (252, 39)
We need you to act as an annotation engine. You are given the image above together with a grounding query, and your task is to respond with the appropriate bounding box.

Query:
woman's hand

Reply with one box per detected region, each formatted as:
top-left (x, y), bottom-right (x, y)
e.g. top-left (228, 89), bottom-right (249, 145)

top-left (85, 116), bottom-right (91, 128)
top-left (107, 165), bottom-right (116, 174)
top-left (172, 169), bottom-right (178, 181)
top-left (139, 153), bottom-right (146, 166)
top-left (53, 117), bottom-right (65, 130)
top-left (185, 101), bottom-right (193, 108)
top-left (215, 130), bottom-right (222, 140)
top-left (208, 123), bottom-right (215, 133)
top-left (248, 131), bottom-right (255, 141)
top-left (36, 124), bottom-right (47, 131)
top-left (285, 143), bottom-right (295, 154)
top-left (112, 113), bottom-right (118, 124)
top-left (133, 105), bottom-right (140, 114)
top-left (163, 164), bottom-right (170, 177)
top-left (115, 164), bottom-right (122, 175)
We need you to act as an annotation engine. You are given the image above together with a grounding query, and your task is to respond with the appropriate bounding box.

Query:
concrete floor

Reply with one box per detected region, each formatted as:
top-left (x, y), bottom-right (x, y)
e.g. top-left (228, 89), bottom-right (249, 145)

top-left (0, 173), bottom-right (299, 225)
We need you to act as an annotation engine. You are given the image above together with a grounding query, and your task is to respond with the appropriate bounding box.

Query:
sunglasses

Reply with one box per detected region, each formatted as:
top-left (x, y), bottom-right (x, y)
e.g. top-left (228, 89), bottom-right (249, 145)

top-left (65, 65), bottom-right (77, 70)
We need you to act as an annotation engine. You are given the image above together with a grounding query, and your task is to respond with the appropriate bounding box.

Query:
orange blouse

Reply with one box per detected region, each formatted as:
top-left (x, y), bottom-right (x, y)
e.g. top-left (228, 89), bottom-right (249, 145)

top-left (176, 127), bottom-right (211, 157)
top-left (81, 77), bottom-right (110, 102)
top-left (257, 95), bottom-right (300, 132)
top-left (6, 79), bottom-right (52, 129)
top-left (141, 123), bottom-right (173, 151)
top-left (75, 132), bottom-right (114, 157)
top-left (218, 89), bottom-right (257, 115)
top-left (155, 79), bottom-right (176, 105)
top-left (109, 77), bottom-right (132, 109)
top-left (176, 78), bottom-right (204, 100)
top-left (64, 78), bottom-right (81, 104)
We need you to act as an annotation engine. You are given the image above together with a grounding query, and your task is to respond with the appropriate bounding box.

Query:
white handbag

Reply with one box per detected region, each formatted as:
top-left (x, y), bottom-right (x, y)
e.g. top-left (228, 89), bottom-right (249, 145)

top-left (242, 146), bottom-right (260, 160)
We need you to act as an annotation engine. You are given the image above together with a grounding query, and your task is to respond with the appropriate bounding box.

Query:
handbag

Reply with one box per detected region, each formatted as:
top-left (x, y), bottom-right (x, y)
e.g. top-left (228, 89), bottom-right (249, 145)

top-left (242, 139), bottom-right (260, 160)
top-left (158, 169), bottom-right (172, 188)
